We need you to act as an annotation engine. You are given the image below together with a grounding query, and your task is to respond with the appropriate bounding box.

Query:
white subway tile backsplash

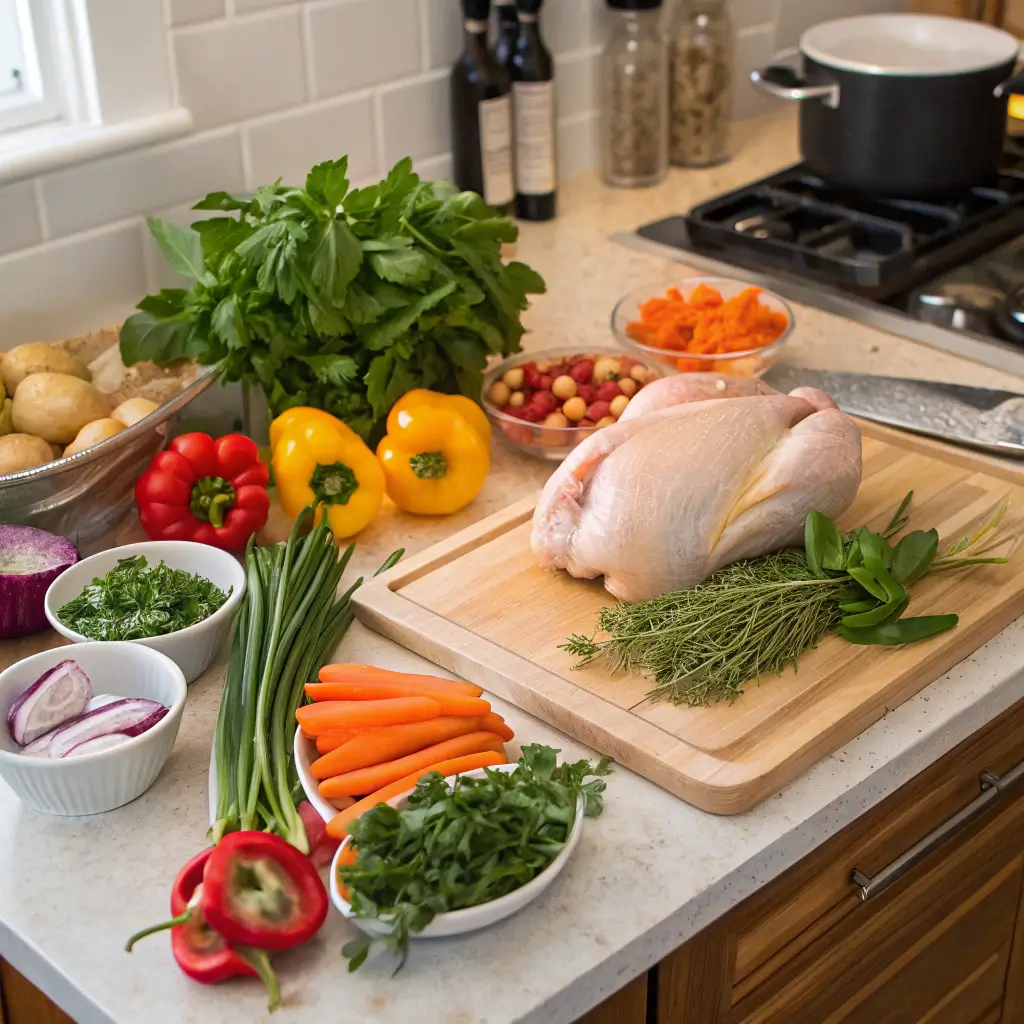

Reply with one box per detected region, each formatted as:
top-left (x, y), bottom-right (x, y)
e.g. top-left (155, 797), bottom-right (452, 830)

top-left (0, 225), bottom-right (147, 345)
top-left (246, 95), bottom-right (378, 189)
top-left (308, 0), bottom-right (422, 99)
top-left (774, 0), bottom-right (909, 51)
top-left (173, 11), bottom-right (306, 130)
top-left (556, 48), bottom-right (599, 120)
top-left (380, 73), bottom-right (451, 166)
top-left (415, 152), bottom-right (455, 182)
top-left (732, 25), bottom-right (780, 121)
top-left (420, 0), bottom-right (463, 70)
top-left (235, 0), bottom-right (292, 12)
top-left (40, 130), bottom-right (245, 238)
top-left (544, 0), bottom-right (605, 55)
top-left (730, 0), bottom-right (782, 32)
top-left (556, 113), bottom-right (599, 181)
top-left (0, 181), bottom-right (42, 256)
top-left (169, 0), bottom-right (224, 26)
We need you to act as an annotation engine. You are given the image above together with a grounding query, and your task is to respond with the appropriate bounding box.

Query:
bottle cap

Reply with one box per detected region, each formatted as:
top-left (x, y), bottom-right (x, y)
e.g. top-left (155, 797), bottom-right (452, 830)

top-left (606, 0), bottom-right (661, 8)
top-left (461, 0), bottom-right (491, 19)
top-left (515, 0), bottom-right (543, 12)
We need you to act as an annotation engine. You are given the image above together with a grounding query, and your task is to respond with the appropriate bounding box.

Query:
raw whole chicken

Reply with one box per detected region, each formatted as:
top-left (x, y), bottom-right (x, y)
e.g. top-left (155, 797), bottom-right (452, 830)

top-left (531, 374), bottom-right (862, 603)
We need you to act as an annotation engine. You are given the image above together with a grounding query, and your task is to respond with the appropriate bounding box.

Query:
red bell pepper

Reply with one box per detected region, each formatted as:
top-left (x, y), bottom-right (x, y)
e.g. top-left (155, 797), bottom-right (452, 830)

top-left (135, 433), bottom-right (270, 551)
top-left (125, 848), bottom-right (280, 1010)
top-left (202, 832), bottom-right (329, 952)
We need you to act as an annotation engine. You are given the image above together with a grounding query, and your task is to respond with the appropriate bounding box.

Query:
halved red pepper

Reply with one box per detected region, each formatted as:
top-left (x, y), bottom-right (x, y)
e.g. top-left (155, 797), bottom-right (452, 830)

top-left (202, 832), bottom-right (329, 952)
top-left (125, 847), bottom-right (280, 1010)
top-left (135, 433), bottom-right (270, 551)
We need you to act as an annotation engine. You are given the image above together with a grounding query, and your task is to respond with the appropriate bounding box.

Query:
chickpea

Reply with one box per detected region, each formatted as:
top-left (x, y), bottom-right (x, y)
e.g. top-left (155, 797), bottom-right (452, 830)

top-left (595, 415), bottom-right (617, 428)
top-left (503, 366), bottom-right (525, 390)
top-left (593, 356), bottom-right (621, 383)
top-left (534, 359), bottom-right (552, 373)
top-left (617, 377), bottom-right (638, 398)
top-left (544, 412), bottom-right (570, 428)
top-left (630, 364), bottom-right (656, 384)
top-left (609, 394), bottom-right (630, 418)
top-left (551, 375), bottom-right (577, 400)
top-left (508, 390), bottom-right (526, 408)
top-left (562, 396), bottom-right (587, 422)
top-left (488, 380), bottom-right (511, 406)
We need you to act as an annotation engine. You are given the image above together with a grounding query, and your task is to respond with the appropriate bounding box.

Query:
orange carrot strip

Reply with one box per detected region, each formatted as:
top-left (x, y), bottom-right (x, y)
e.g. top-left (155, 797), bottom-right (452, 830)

top-left (315, 728), bottom-right (372, 755)
top-left (295, 697), bottom-right (440, 736)
top-left (482, 712), bottom-right (514, 742)
top-left (310, 716), bottom-right (485, 780)
top-left (305, 681), bottom-right (489, 719)
top-left (317, 664), bottom-right (482, 697)
top-left (325, 751), bottom-right (508, 840)
top-left (335, 841), bottom-right (359, 899)
top-left (318, 731), bottom-right (506, 798)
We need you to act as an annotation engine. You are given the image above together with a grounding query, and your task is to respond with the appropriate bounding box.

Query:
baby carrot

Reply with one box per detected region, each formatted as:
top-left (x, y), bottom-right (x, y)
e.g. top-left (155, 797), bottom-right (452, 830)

top-left (304, 681), bottom-right (490, 719)
top-left (335, 841), bottom-right (359, 899)
top-left (317, 663), bottom-right (483, 698)
top-left (316, 728), bottom-right (378, 755)
top-left (482, 712), bottom-right (515, 742)
top-left (325, 750), bottom-right (508, 840)
top-left (318, 731), bottom-right (506, 798)
top-left (295, 696), bottom-right (440, 736)
top-left (311, 716), bottom-right (486, 780)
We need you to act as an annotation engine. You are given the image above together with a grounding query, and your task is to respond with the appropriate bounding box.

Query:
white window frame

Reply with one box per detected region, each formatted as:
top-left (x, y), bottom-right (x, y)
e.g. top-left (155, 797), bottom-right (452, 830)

top-left (0, 0), bottom-right (66, 133)
top-left (0, 0), bottom-right (192, 185)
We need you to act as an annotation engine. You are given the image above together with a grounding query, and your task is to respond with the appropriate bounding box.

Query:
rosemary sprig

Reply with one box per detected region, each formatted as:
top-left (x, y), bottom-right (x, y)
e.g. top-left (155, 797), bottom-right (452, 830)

top-left (561, 492), bottom-right (1015, 707)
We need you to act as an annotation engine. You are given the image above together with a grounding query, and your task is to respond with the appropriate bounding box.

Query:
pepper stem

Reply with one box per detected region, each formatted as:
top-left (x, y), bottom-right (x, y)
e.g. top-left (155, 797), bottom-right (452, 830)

top-left (235, 946), bottom-right (281, 1012)
top-left (310, 462), bottom-right (358, 505)
top-left (409, 451), bottom-right (447, 480)
top-left (124, 910), bottom-right (192, 952)
top-left (190, 476), bottom-right (236, 528)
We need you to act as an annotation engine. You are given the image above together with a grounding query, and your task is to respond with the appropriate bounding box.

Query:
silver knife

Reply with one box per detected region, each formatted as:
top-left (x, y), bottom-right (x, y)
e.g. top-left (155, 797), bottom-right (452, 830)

top-left (762, 366), bottom-right (1024, 458)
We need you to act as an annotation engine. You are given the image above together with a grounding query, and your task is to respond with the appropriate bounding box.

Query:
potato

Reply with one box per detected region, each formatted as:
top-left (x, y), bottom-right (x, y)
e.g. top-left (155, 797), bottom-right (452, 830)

top-left (0, 434), bottom-right (54, 476)
top-left (110, 397), bottom-right (159, 427)
top-left (12, 373), bottom-right (111, 444)
top-left (0, 399), bottom-right (12, 437)
top-left (63, 418), bottom-right (125, 457)
top-left (0, 342), bottom-right (91, 395)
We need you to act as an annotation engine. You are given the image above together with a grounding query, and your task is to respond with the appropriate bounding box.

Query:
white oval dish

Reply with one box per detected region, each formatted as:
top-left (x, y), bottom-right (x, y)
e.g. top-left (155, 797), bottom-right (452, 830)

top-left (44, 540), bottom-right (246, 684)
top-left (294, 726), bottom-right (353, 824)
top-left (0, 641), bottom-right (186, 815)
top-left (329, 763), bottom-right (585, 940)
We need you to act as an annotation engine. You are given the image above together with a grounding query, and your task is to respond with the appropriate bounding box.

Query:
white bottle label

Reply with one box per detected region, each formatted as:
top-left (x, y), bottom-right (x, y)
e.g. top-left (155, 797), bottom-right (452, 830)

top-left (513, 80), bottom-right (557, 196)
top-left (478, 95), bottom-right (515, 208)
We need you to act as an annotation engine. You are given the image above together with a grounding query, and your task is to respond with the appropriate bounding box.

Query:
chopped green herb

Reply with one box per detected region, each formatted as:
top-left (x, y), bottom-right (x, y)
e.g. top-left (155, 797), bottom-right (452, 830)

top-left (338, 744), bottom-right (612, 972)
top-left (57, 555), bottom-right (230, 641)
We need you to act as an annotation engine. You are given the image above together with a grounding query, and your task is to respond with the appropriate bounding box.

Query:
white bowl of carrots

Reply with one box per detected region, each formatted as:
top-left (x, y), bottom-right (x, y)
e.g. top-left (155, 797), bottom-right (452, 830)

top-left (293, 664), bottom-right (516, 838)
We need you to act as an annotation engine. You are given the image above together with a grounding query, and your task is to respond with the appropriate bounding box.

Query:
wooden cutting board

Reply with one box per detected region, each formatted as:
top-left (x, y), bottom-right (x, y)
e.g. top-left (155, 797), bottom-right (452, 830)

top-left (352, 422), bottom-right (1024, 814)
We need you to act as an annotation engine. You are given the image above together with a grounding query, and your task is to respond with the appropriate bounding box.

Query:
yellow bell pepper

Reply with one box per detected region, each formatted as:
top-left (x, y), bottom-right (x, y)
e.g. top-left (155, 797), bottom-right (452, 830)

top-left (273, 419), bottom-right (384, 538)
top-left (269, 406), bottom-right (357, 452)
top-left (376, 391), bottom-right (490, 516)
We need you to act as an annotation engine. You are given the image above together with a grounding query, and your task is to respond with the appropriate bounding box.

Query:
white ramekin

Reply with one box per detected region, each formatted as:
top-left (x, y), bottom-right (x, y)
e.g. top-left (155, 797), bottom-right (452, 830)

top-left (44, 540), bottom-right (246, 684)
top-left (0, 641), bottom-right (187, 815)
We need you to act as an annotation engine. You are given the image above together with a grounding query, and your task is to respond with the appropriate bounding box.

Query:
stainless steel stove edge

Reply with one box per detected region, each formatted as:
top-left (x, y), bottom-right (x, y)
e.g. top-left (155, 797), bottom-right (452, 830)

top-left (612, 231), bottom-right (1024, 383)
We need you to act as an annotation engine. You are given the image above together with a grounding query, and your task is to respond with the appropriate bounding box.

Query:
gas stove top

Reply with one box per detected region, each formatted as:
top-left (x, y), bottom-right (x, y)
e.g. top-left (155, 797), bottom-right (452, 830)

top-left (620, 138), bottom-right (1024, 377)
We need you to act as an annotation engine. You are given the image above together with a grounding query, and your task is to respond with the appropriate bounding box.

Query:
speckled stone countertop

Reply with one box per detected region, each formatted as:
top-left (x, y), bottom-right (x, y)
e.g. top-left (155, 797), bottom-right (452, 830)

top-left (3, 112), bottom-right (1024, 1024)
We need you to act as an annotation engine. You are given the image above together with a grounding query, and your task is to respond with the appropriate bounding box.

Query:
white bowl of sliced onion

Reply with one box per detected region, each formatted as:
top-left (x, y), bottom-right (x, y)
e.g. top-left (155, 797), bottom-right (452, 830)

top-left (0, 641), bottom-right (186, 815)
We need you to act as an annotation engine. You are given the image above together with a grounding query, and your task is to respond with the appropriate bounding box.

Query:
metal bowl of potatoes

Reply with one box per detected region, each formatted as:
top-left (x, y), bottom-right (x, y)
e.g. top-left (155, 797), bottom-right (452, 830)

top-left (0, 327), bottom-right (216, 546)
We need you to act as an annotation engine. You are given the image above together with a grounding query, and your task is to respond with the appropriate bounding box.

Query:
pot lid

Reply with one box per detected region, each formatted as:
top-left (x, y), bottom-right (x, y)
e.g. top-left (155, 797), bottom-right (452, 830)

top-left (801, 13), bottom-right (1019, 76)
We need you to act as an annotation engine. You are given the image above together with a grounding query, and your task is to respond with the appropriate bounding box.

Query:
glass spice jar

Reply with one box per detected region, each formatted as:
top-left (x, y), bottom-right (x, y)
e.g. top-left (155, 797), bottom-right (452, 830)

top-left (670, 0), bottom-right (733, 168)
top-left (600, 0), bottom-right (669, 188)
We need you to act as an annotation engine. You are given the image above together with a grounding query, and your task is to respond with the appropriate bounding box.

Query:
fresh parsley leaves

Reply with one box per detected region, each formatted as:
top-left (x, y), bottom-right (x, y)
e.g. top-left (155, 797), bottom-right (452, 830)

top-left (120, 157), bottom-right (547, 441)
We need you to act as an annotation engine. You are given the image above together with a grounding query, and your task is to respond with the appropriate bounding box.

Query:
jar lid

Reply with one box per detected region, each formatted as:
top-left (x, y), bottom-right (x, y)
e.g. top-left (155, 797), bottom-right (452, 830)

top-left (606, 0), bottom-right (661, 9)
top-left (461, 0), bottom-right (491, 18)
top-left (516, 0), bottom-right (543, 11)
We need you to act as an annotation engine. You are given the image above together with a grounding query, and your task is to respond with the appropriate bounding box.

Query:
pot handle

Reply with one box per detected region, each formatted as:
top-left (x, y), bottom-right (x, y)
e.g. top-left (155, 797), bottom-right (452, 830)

top-left (750, 47), bottom-right (840, 109)
top-left (994, 66), bottom-right (1024, 98)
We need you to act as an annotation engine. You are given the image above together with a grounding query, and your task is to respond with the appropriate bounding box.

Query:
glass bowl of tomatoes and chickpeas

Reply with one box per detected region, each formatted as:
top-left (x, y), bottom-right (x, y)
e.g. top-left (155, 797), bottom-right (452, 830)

top-left (481, 347), bottom-right (664, 461)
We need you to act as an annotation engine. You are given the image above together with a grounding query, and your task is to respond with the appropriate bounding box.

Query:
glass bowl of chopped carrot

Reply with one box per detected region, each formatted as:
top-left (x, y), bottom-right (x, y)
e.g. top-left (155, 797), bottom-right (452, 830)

top-left (611, 277), bottom-right (795, 377)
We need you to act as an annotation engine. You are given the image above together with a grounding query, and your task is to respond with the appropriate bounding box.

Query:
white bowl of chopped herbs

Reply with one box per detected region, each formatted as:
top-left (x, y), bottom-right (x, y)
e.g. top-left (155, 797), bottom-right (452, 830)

top-left (332, 744), bottom-right (612, 972)
top-left (44, 541), bottom-right (246, 684)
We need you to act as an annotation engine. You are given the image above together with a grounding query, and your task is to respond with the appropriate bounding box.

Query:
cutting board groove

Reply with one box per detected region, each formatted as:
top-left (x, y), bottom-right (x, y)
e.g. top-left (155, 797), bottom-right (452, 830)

top-left (352, 422), bottom-right (1024, 813)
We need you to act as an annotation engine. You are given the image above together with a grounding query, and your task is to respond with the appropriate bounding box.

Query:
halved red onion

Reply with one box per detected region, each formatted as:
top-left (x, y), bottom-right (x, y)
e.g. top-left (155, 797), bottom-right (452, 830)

top-left (0, 525), bottom-right (78, 639)
top-left (7, 660), bottom-right (92, 746)
top-left (41, 699), bottom-right (168, 758)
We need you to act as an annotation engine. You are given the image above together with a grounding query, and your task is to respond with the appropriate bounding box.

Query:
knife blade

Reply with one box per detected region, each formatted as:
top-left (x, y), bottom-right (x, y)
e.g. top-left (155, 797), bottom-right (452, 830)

top-left (761, 366), bottom-right (1024, 458)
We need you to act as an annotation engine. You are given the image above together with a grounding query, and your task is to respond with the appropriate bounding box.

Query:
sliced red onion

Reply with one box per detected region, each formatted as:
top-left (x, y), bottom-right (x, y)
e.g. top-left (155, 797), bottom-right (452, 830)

top-left (41, 699), bottom-right (168, 758)
top-left (61, 733), bottom-right (134, 758)
top-left (84, 694), bottom-right (122, 713)
top-left (7, 660), bottom-right (93, 746)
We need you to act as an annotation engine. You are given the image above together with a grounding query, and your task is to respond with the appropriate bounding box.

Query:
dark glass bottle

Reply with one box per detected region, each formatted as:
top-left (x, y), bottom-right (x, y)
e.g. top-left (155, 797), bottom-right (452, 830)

top-left (510, 0), bottom-right (556, 221)
top-left (493, 0), bottom-right (518, 71)
top-left (450, 0), bottom-right (515, 211)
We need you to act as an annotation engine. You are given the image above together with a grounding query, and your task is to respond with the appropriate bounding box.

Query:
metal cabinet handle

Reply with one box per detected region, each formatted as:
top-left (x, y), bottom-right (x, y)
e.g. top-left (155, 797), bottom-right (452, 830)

top-left (994, 67), bottom-right (1024, 99)
top-left (852, 758), bottom-right (1024, 902)
top-left (750, 50), bottom-right (840, 109)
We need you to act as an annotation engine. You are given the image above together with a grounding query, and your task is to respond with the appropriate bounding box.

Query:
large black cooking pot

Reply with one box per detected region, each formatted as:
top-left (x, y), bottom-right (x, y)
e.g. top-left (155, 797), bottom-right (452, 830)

top-left (751, 14), bottom-right (1024, 196)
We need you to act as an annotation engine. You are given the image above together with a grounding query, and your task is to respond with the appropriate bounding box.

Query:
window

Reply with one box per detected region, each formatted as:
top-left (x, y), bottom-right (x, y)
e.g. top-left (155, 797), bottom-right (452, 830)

top-left (0, 0), bottom-right (192, 184)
